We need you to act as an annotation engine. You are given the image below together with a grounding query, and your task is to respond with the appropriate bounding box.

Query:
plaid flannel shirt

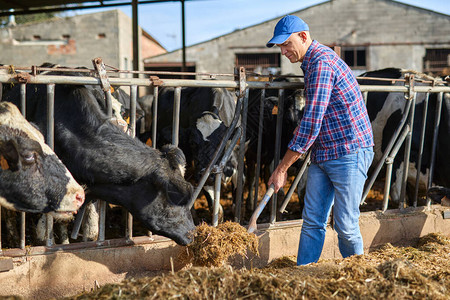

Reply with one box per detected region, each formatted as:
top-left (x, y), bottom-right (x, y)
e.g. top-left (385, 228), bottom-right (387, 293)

top-left (288, 40), bottom-right (374, 163)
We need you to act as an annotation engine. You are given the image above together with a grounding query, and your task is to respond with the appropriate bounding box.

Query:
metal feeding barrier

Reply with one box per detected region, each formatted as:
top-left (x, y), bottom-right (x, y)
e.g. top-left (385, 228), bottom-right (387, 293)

top-left (0, 61), bottom-right (449, 254)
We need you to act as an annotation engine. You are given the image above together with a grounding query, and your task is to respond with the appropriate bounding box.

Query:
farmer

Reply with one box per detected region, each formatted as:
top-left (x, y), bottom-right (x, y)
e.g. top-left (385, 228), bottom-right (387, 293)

top-left (266, 15), bottom-right (374, 265)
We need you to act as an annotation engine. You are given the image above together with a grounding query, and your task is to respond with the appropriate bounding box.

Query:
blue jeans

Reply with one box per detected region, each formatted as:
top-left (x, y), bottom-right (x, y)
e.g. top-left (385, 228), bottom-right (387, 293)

top-left (297, 147), bottom-right (374, 265)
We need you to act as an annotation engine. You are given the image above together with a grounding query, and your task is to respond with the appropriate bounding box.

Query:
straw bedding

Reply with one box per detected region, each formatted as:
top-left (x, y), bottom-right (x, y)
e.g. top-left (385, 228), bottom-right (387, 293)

top-left (64, 223), bottom-right (449, 300)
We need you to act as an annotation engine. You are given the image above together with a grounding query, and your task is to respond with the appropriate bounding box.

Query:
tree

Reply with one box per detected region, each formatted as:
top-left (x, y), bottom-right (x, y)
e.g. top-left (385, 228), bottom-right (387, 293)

top-left (0, 9), bottom-right (66, 27)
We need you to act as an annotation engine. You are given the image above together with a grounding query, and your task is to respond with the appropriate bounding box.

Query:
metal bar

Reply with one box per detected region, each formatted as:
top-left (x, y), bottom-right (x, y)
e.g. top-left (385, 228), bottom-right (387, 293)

top-left (363, 91), bottom-right (368, 106)
top-left (19, 83), bottom-right (27, 249)
top-left (383, 162), bottom-right (393, 212)
top-left (1, 73), bottom-right (450, 93)
top-left (212, 173), bottom-right (222, 227)
top-left (253, 89), bottom-right (266, 211)
top-left (361, 98), bottom-right (413, 204)
top-left (181, 0), bottom-right (187, 73)
top-left (46, 84), bottom-right (55, 247)
top-left (98, 201), bottom-right (107, 242)
top-left (20, 83), bottom-right (27, 249)
top-left (279, 151), bottom-right (311, 214)
top-left (20, 84), bottom-right (26, 115)
top-left (212, 127), bottom-right (242, 226)
top-left (130, 85), bottom-right (137, 137)
top-left (172, 87), bottom-right (181, 146)
top-left (426, 92), bottom-right (443, 206)
top-left (234, 68), bottom-right (248, 223)
top-left (383, 125), bottom-right (411, 211)
top-left (399, 89), bottom-right (416, 209)
top-left (127, 85), bottom-right (138, 239)
top-left (132, 0), bottom-right (140, 76)
top-left (70, 204), bottom-right (87, 240)
top-left (151, 86), bottom-right (159, 148)
top-left (270, 89), bottom-right (285, 224)
top-left (413, 92), bottom-right (430, 207)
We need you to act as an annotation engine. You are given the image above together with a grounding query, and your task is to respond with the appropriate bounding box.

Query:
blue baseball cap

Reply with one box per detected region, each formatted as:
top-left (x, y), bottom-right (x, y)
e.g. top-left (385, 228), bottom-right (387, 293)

top-left (266, 15), bottom-right (309, 48)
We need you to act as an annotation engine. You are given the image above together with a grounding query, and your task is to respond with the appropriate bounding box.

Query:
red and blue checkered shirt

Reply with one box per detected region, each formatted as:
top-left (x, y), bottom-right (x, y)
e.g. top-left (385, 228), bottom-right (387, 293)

top-left (288, 40), bottom-right (374, 163)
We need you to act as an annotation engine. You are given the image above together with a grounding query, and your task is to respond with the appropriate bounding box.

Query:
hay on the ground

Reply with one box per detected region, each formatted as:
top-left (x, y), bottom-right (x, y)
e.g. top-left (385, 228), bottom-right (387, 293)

top-left (64, 232), bottom-right (450, 300)
top-left (182, 221), bottom-right (259, 267)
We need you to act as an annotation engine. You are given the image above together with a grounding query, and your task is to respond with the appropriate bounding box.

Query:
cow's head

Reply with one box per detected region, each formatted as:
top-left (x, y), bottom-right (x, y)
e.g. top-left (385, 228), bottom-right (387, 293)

top-left (189, 111), bottom-right (237, 185)
top-left (87, 144), bottom-right (195, 246)
top-left (0, 126), bottom-right (85, 219)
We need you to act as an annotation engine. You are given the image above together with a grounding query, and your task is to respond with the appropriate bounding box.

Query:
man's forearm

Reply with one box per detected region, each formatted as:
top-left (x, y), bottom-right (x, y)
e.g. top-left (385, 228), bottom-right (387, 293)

top-left (277, 149), bottom-right (303, 172)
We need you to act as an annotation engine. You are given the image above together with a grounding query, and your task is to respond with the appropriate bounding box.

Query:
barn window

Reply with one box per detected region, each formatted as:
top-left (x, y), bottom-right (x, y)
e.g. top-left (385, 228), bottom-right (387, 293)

top-left (235, 53), bottom-right (281, 75)
top-left (97, 33), bottom-right (106, 39)
top-left (423, 48), bottom-right (450, 76)
top-left (343, 47), bottom-right (366, 69)
top-left (33, 35), bottom-right (41, 40)
top-left (62, 34), bottom-right (70, 39)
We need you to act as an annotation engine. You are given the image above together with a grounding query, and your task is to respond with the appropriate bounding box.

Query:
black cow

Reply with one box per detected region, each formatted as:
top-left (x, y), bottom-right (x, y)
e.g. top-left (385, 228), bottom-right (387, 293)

top-left (244, 82), bottom-right (305, 214)
top-left (2, 76), bottom-right (196, 245)
top-left (427, 186), bottom-right (450, 204)
top-left (358, 68), bottom-right (450, 205)
top-left (0, 101), bottom-right (85, 215)
top-left (144, 86), bottom-right (240, 221)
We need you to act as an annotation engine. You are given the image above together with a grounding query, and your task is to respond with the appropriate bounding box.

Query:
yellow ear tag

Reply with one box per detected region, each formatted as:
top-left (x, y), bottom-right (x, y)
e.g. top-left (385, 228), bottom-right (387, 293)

top-left (0, 155), bottom-right (10, 170)
top-left (272, 105), bottom-right (278, 115)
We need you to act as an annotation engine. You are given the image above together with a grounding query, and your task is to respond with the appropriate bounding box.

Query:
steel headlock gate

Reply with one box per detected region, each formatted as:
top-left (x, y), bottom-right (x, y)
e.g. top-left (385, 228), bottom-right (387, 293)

top-left (0, 61), bottom-right (449, 257)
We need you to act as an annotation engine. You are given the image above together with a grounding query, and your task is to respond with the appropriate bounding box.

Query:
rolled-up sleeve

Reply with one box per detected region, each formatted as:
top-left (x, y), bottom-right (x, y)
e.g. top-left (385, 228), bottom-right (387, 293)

top-left (288, 61), bottom-right (334, 154)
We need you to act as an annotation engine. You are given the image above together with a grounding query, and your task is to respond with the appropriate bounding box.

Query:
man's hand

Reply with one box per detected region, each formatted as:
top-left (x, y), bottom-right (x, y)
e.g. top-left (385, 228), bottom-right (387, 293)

top-left (268, 149), bottom-right (303, 193)
top-left (268, 167), bottom-right (288, 193)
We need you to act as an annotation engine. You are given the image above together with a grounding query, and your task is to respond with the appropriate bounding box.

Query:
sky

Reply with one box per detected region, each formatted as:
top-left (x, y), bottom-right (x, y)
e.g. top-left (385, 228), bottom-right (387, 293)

top-left (71, 0), bottom-right (450, 52)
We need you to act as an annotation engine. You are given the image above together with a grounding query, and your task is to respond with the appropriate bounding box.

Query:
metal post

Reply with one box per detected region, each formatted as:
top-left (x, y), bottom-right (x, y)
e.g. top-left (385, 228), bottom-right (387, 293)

top-left (172, 87), bottom-right (181, 146)
top-left (181, 0), bottom-right (187, 73)
top-left (20, 84), bottom-right (26, 115)
top-left (151, 86), bottom-right (159, 148)
top-left (212, 173), bottom-right (222, 227)
top-left (132, 0), bottom-right (140, 77)
top-left (46, 84), bottom-right (55, 247)
top-left (253, 89), bottom-right (265, 211)
top-left (234, 68), bottom-right (248, 223)
top-left (399, 75), bottom-right (415, 209)
top-left (413, 92), bottom-right (430, 207)
top-left (126, 85), bottom-right (138, 239)
top-left (361, 98), bottom-right (413, 204)
top-left (383, 125), bottom-right (410, 211)
top-left (19, 83), bottom-right (26, 249)
top-left (270, 89), bottom-right (284, 224)
top-left (363, 91), bottom-right (368, 106)
top-left (426, 92), bottom-right (443, 206)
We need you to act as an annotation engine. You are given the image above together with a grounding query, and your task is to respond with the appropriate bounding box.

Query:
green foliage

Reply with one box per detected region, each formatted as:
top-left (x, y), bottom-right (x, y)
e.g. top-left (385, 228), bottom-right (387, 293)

top-left (0, 11), bottom-right (60, 27)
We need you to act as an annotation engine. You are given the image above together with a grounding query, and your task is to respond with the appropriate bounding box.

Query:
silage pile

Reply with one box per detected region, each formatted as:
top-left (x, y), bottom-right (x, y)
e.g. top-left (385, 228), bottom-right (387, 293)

top-left (182, 221), bottom-right (259, 267)
top-left (66, 232), bottom-right (450, 300)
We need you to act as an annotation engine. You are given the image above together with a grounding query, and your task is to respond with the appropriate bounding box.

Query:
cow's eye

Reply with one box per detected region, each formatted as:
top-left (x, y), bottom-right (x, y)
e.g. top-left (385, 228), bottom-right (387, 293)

top-left (22, 152), bottom-right (36, 164)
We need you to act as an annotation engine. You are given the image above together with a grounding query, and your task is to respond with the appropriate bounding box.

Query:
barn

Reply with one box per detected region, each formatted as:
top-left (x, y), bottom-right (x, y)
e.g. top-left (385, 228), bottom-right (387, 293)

top-left (0, 1), bottom-right (449, 299)
top-left (144, 0), bottom-right (450, 77)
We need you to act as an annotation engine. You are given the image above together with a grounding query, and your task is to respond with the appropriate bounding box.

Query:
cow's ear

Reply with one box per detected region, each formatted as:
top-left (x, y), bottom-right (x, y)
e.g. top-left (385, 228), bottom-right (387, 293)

top-left (0, 139), bottom-right (21, 171)
top-left (166, 180), bottom-right (193, 206)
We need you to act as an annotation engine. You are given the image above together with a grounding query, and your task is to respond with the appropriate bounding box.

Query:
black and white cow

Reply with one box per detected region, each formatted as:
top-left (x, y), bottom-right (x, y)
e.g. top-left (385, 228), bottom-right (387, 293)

top-left (0, 102), bottom-right (86, 247)
top-left (0, 101), bottom-right (85, 215)
top-left (2, 77), bottom-right (196, 246)
top-left (358, 68), bottom-right (450, 205)
top-left (144, 86), bottom-right (240, 221)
